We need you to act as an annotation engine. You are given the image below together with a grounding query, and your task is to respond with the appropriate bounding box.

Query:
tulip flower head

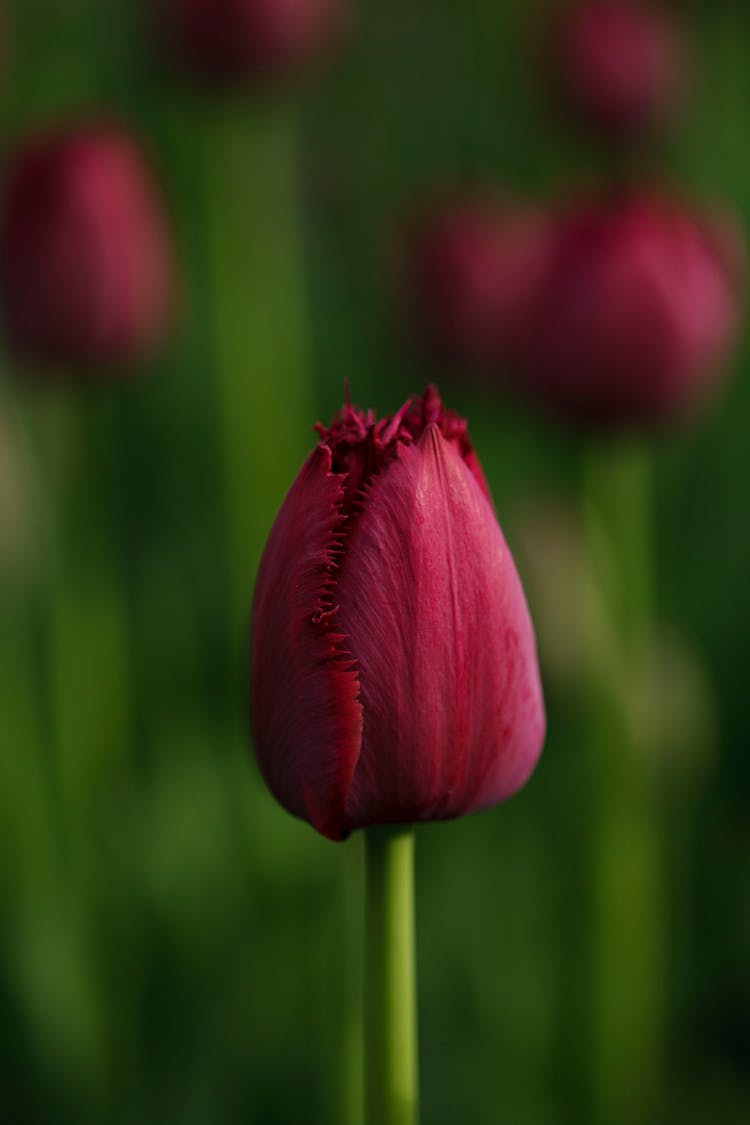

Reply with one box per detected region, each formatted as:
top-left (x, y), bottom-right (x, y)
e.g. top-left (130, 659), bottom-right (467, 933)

top-left (158, 0), bottom-right (344, 84)
top-left (251, 387), bottom-right (545, 840)
top-left (404, 200), bottom-right (550, 375)
top-left (0, 125), bottom-right (175, 372)
top-left (510, 195), bottom-right (743, 427)
top-left (550, 0), bottom-right (686, 139)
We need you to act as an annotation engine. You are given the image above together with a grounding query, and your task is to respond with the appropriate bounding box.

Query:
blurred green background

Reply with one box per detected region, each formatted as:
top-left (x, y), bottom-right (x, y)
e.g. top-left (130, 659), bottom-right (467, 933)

top-left (1, 1), bottom-right (749, 1122)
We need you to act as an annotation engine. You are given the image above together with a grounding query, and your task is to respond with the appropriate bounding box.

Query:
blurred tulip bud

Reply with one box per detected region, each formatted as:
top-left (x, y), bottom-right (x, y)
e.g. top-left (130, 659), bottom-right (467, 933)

top-left (0, 125), bottom-right (175, 372)
top-left (403, 199), bottom-right (551, 375)
top-left (158, 0), bottom-right (344, 84)
top-left (251, 386), bottom-right (545, 840)
top-left (549, 0), bottom-right (686, 139)
top-left (510, 194), bottom-right (744, 427)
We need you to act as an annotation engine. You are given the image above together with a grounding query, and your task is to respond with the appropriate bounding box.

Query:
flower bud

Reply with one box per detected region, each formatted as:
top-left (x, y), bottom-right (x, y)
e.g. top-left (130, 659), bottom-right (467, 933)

top-left (510, 194), bottom-right (743, 427)
top-left (404, 200), bottom-right (550, 374)
top-left (158, 0), bottom-right (344, 84)
top-left (0, 125), bottom-right (175, 372)
top-left (251, 387), bottom-right (545, 840)
top-left (549, 0), bottom-right (685, 139)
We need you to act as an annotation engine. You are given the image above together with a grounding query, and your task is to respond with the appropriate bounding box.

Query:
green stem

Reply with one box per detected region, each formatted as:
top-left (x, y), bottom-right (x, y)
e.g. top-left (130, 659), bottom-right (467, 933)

top-left (581, 441), bottom-right (654, 643)
top-left (364, 827), bottom-right (419, 1125)
top-left (199, 103), bottom-right (314, 649)
top-left (580, 441), bottom-right (663, 1125)
top-left (338, 839), bottom-right (364, 1125)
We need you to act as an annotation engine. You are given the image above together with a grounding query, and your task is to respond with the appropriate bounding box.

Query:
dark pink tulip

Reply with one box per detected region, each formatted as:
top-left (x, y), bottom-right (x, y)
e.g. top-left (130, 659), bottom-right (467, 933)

top-left (158, 0), bottom-right (344, 84)
top-left (0, 125), bottom-right (175, 371)
top-left (405, 200), bottom-right (550, 373)
top-left (550, 0), bottom-right (685, 138)
top-left (251, 387), bottom-right (545, 841)
top-left (510, 194), bottom-right (743, 426)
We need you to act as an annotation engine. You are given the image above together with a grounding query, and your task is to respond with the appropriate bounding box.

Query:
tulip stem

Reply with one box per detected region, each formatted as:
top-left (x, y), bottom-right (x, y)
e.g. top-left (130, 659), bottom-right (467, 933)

top-left (580, 441), bottom-right (663, 1125)
top-left (199, 104), bottom-right (313, 652)
top-left (364, 826), bottom-right (419, 1125)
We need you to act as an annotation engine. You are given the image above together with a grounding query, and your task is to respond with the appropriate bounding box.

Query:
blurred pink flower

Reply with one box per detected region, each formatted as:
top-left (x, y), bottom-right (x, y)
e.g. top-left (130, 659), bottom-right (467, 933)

top-left (550, 0), bottom-right (686, 139)
top-left (158, 0), bottom-right (344, 84)
top-left (0, 124), bottom-right (175, 372)
top-left (509, 194), bottom-right (744, 426)
top-left (251, 387), bottom-right (545, 840)
top-left (404, 199), bottom-right (550, 373)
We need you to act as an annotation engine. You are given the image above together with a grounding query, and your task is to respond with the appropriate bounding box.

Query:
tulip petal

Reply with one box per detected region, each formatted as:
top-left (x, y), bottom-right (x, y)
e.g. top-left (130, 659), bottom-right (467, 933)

top-left (251, 444), bottom-right (363, 840)
top-left (336, 424), bottom-right (545, 832)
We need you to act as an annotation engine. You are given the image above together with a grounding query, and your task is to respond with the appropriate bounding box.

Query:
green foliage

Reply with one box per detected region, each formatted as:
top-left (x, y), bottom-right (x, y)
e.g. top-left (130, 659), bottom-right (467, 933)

top-left (1, 1), bottom-right (749, 1122)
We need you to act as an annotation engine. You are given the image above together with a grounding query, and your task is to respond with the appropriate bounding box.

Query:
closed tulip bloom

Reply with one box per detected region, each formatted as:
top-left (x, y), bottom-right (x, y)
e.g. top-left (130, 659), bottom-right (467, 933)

top-left (405, 200), bottom-right (550, 373)
top-left (510, 195), bottom-right (743, 426)
top-left (158, 0), bottom-right (343, 83)
top-left (550, 0), bottom-right (685, 138)
top-left (0, 125), bottom-right (174, 371)
top-left (251, 387), bottom-right (545, 841)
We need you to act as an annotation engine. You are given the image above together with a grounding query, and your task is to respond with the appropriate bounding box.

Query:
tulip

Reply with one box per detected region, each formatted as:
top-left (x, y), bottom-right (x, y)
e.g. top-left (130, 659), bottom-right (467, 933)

top-left (549, 0), bottom-right (685, 139)
top-left (251, 386), bottom-right (545, 841)
top-left (157, 0), bottom-right (344, 84)
top-left (509, 194), bottom-right (743, 426)
top-left (404, 199), bottom-right (550, 374)
top-left (0, 124), bottom-right (175, 371)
